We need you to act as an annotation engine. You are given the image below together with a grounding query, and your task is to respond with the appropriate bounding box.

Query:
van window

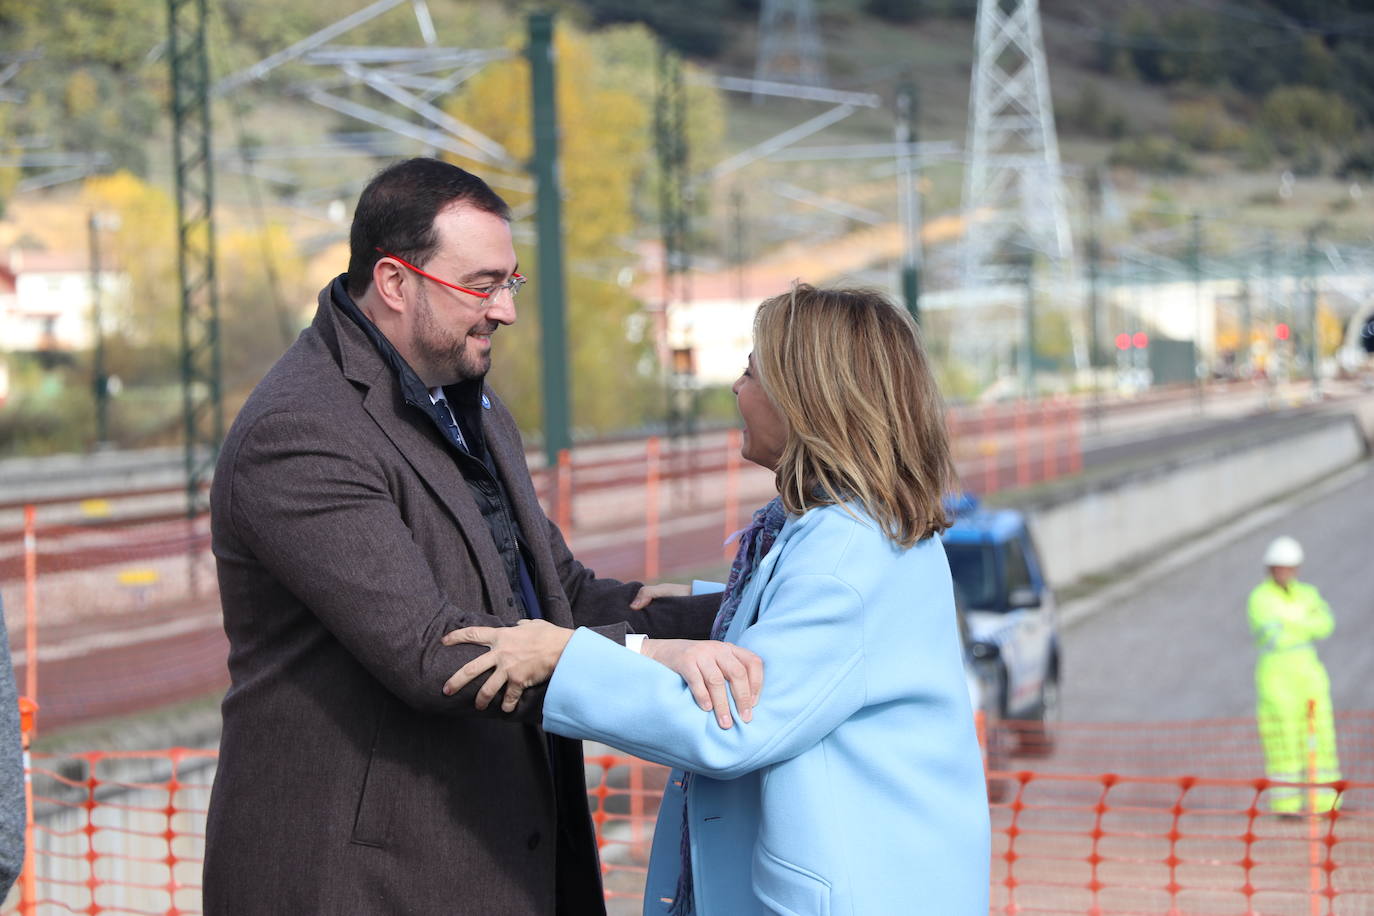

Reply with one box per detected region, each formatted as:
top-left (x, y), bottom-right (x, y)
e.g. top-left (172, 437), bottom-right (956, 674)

top-left (945, 544), bottom-right (998, 611)
top-left (1004, 539), bottom-right (1033, 595)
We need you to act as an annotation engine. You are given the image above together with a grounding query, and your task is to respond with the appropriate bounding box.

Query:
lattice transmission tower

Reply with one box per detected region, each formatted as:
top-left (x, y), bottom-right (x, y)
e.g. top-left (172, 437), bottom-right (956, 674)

top-left (167, 0), bottom-right (222, 520)
top-left (961, 0), bottom-right (1074, 287)
top-left (754, 0), bottom-right (827, 90)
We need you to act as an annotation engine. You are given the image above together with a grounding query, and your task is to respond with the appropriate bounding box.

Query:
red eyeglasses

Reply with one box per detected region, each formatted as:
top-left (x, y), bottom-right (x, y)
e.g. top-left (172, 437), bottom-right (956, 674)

top-left (375, 249), bottom-right (526, 299)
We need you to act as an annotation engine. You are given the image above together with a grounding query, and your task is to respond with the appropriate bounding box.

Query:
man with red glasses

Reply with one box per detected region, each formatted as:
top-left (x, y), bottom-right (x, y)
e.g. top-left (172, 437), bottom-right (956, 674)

top-left (203, 158), bottom-right (733, 914)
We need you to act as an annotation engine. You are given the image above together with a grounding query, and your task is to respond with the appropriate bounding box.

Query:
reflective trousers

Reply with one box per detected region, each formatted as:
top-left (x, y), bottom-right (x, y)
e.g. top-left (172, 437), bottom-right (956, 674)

top-left (1256, 648), bottom-right (1341, 813)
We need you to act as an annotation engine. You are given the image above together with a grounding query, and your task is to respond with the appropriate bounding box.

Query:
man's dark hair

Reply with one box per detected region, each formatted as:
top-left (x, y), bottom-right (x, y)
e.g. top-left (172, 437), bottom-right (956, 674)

top-left (346, 158), bottom-right (510, 298)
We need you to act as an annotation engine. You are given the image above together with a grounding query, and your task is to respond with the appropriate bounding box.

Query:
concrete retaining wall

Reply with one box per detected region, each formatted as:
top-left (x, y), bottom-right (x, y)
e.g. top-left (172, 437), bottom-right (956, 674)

top-left (1029, 412), bottom-right (1369, 589)
top-left (1341, 394), bottom-right (1374, 447)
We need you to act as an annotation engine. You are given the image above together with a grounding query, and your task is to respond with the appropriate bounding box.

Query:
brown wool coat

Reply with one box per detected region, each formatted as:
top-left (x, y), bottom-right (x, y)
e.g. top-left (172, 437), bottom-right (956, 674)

top-left (203, 286), bottom-right (718, 915)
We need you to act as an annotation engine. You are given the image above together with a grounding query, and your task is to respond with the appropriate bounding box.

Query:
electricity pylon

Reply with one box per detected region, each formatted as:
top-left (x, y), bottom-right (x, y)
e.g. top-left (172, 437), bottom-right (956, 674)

top-left (961, 0), bottom-right (1074, 288)
top-left (754, 0), bottom-right (827, 92)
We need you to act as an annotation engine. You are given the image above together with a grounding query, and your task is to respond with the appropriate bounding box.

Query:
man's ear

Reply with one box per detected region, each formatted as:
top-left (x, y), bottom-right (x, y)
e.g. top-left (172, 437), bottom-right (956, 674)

top-left (372, 258), bottom-right (409, 316)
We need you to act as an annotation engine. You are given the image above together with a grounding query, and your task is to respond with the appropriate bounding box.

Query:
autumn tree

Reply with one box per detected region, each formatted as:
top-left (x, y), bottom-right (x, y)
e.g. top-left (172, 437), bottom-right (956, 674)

top-left (80, 172), bottom-right (312, 435)
top-left (215, 222), bottom-right (312, 398)
top-left (82, 172), bottom-right (181, 370)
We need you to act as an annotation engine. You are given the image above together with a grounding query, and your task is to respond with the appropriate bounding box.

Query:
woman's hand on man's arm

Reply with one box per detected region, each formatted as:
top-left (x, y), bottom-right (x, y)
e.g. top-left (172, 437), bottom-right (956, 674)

top-left (641, 639), bottom-right (763, 729)
top-left (439, 620), bottom-right (763, 728)
top-left (441, 619), bottom-right (573, 713)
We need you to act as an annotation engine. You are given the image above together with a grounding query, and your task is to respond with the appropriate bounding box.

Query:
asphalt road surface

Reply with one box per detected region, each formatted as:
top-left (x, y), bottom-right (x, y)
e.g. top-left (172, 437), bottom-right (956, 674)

top-left (1060, 459), bottom-right (1374, 723)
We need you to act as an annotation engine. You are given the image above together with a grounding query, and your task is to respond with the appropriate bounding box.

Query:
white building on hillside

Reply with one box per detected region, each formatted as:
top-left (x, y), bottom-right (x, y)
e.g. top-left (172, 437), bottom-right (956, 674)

top-left (0, 248), bottom-right (127, 354)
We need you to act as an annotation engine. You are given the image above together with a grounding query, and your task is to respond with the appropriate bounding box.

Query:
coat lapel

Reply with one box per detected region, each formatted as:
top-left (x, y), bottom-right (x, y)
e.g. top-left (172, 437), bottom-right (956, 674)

top-left (326, 300), bottom-right (513, 611)
top-left (365, 389), bottom-right (511, 580)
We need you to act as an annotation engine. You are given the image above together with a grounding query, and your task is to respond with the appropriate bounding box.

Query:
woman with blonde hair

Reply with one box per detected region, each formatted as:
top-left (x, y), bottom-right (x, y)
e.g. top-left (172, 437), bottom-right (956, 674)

top-left (442, 284), bottom-right (990, 914)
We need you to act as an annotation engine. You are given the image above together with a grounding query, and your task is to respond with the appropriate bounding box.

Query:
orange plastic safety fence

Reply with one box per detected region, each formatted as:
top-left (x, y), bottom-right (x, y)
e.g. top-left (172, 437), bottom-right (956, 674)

top-left (7, 744), bottom-right (1370, 915)
top-left (3, 749), bottom-right (216, 916)
top-left (0, 749), bottom-right (667, 916)
top-left (987, 770), bottom-right (1374, 915)
top-left (584, 754), bottom-right (669, 904)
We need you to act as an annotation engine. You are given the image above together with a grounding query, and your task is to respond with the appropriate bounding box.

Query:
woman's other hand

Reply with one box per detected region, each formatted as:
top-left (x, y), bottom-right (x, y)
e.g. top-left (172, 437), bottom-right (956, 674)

top-left (629, 582), bottom-right (691, 610)
top-left (441, 619), bottom-right (574, 712)
top-left (641, 639), bottom-right (764, 729)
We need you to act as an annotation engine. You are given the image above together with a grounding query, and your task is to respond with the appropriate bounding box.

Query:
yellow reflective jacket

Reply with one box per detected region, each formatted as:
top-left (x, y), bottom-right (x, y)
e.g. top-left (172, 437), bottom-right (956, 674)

top-left (1247, 578), bottom-right (1333, 655)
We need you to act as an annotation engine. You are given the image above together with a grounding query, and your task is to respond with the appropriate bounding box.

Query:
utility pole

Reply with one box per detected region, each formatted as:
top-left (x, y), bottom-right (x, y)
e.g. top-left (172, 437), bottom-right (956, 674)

top-left (656, 48), bottom-right (691, 322)
top-left (88, 212), bottom-right (110, 447)
top-left (1239, 275), bottom-right (1252, 377)
top-left (656, 46), bottom-right (696, 452)
top-left (1190, 212), bottom-right (1204, 411)
top-left (895, 76), bottom-right (921, 324)
top-left (1262, 230), bottom-right (1279, 396)
top-left (167, 0), bottom-right (223, 521)
top-left (1085, 168), bottom-right (1103, 426)
top-left (1305, 225), bottom-right (1321, 399)
top-left (528, 12), bottom-right (570, 467)
top-left (731, 188), bottom-right (746, 304)
top-left (1085, 169), bottom-right (1103, 370)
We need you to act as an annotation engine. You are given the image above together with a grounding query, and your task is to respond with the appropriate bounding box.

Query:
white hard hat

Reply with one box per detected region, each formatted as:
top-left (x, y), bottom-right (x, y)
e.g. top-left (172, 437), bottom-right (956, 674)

top-left (1263, 536), bottom-right (1304, 567)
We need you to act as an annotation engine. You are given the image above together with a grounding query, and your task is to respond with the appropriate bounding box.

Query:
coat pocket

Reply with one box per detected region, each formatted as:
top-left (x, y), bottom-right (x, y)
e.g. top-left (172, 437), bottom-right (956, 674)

top-left (350, 715), bottom-right (401, 848)
top-left (751, 844), bottom-right (832, 916)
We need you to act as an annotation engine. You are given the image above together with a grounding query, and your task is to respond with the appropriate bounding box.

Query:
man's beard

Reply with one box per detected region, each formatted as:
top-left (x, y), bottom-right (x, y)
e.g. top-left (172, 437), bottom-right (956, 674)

top-left (413, 283), bottom-right (492, 383)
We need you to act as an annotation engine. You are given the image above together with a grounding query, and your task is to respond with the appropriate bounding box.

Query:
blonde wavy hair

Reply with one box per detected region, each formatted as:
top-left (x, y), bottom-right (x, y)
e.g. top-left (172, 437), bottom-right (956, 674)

top-left (752, 283), bottom-right (957, 547)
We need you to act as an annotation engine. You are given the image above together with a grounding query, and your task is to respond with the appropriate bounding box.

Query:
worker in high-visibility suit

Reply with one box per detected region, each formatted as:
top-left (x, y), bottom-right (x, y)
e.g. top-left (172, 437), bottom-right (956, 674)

top-left (1248, 536), bottom-right (1341, 814)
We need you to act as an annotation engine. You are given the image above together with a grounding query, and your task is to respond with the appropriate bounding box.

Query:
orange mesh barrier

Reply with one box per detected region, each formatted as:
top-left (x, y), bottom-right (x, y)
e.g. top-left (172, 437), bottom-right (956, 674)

top-left (584, 754), bottom-right (668, 904)
top-left (4, 749), bottom-right (217, 916)
top-left (6, 742), bottom-right (1372, 915)
top-left (988, 771), bottom-right (1374, 915)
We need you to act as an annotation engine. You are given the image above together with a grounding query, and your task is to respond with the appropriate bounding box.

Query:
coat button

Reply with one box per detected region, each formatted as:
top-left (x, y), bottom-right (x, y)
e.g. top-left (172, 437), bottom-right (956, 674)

top-left (526, 831), bottom-right (541, 850)
top-left (506, 596), bottom-right (514, 607)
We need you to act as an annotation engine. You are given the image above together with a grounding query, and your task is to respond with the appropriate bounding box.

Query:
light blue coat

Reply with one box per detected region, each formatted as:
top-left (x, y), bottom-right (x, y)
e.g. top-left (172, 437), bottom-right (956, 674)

top-left (543, 503), bottom-right (991, 915)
